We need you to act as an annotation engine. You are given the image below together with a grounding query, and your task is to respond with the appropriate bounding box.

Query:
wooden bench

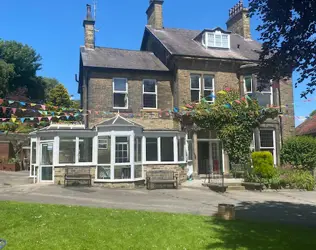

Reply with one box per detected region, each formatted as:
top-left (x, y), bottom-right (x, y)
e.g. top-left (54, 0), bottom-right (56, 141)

top-left (146, 170), bottom-right (179, 190)
top-left (64, 166), bottom-right (92, 187)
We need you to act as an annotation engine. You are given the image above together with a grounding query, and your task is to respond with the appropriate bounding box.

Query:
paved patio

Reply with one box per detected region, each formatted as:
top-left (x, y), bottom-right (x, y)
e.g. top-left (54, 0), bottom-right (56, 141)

top-left (1, 171), bottom-right (316, 226)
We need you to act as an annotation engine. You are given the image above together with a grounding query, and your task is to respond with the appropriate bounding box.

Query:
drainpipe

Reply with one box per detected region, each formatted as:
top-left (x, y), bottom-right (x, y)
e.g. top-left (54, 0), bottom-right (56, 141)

top-left (277, 79), bottom-right (284, 147)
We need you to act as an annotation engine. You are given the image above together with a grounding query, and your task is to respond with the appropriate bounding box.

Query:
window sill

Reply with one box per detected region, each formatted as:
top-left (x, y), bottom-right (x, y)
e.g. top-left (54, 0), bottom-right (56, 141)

top-left (94, 178), bottom-right (145, 183)
top-left (144, 161), bottom-right (187, 165)
top-left (110, 108), bottom-right (133, 113)
top-left (140, 109), bottom-right (161, 112)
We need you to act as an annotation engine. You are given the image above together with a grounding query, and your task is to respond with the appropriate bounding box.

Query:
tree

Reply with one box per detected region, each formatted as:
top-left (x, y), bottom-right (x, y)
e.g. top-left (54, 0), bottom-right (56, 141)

top-left (188, 89), bottom-right (278, 165)
top-left (41, 77), bottom-right (59, 101)
top-left (249, 0), bottom-right (316, 97)
top-left (310, 110), bottom-right (316, 117)
top-left (0, 40), bottom-right (44, 100)
top-left (0, 59), bottom-right (15, 97)
top-left (47, 84), bottom-right (72, 107)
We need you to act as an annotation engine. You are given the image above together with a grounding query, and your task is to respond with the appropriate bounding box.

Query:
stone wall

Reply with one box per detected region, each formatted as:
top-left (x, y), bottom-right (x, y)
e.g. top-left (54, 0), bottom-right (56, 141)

top-left (87, 70), bottom-right (174, 129)
top-left (226, 10), bottom-right (251, 39)
top-left (147, 2), bottom-right (163, 29)
top-left (54, 166), bottom-right (96, 185)
top-left (144, 164), bottom-right (188, 183)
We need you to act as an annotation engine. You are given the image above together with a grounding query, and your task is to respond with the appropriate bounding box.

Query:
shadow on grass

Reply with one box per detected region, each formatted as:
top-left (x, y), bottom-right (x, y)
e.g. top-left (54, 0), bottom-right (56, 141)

top-left (205, 201), bottom-right (316, 250)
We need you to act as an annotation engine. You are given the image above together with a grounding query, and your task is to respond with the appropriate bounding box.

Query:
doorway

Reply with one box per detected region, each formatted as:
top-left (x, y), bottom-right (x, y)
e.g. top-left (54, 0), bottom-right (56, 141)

top-left (39, 142), bottom-right (54, 182)
top-left (198, 141), bottom-right (222, 175)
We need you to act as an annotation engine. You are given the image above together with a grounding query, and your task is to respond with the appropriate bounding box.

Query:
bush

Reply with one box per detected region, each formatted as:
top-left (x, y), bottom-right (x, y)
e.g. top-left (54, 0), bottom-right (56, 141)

top-left (280, 170), bottom-right (315, 191)
top-left (281, 136), bottom-right (316, 171)
top-left (251, 151), bottom-right (276, 179)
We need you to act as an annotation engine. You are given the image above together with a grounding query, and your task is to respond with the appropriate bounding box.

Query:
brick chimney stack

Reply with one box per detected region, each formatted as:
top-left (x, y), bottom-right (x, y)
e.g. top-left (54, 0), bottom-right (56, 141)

top-left (83, 4), bottom-right (95, 49)
top-left (146, 0), bottom-right (164, 29)
top-left (226, 0), bottom-right (251, 39)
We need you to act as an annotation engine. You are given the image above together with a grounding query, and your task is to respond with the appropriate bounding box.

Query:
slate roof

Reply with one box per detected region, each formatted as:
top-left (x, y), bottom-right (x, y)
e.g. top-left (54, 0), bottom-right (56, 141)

top-left (295, 117), bottom-right (316, 136)
top-left (144, 26), bottom-right (262, 61)
top-left (80, 46), bottom-right (169, 71)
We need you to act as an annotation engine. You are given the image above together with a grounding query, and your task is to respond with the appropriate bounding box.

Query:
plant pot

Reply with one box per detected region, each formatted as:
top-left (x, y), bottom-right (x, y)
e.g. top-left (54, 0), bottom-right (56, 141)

top-left (0, 163), bottom-right (18, 171)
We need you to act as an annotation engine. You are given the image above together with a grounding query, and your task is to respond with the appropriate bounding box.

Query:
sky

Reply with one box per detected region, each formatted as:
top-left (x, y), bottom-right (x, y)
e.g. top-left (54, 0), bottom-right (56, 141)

top-left (1, 0), bottom-right (314, 126)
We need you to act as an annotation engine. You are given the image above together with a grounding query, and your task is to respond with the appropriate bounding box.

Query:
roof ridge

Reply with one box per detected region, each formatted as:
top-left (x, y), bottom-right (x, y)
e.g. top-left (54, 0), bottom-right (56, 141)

top-left (95, 46), bottom-right (154, 54)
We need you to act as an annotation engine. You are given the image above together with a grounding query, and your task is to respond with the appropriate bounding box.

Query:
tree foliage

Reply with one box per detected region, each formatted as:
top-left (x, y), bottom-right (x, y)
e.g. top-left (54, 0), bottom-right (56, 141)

top-left (47, 84), bottom-right (72, 108)
top-left (281, 136), bottom-right (316, 171)
top-left (249, 0), bottom-right (316, 97)
top-left (0, 40), bottom-right (44, 100)
top-left (190, 89), bottom-right (278, 165)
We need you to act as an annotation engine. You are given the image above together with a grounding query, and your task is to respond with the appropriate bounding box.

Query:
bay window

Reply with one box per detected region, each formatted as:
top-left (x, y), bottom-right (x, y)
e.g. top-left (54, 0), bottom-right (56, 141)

top-left (98, 136), bottom-right (111, 164)
top-left (59, 138), bottom-right (76, 164)
top-left (115, 137), bottom-right (129, 163)
top-left (113, 78), bottom-right (128, 109)
top-left (178, 137), bottom-right (185, 162)
top-left (146, 138), bottom-right (158, 161)
top-left (143, 79), bottom-right (157, 109)
top-left (79, 138), bottom-right (93, 162)
top-left (161, 137), bottom-right (174, 162)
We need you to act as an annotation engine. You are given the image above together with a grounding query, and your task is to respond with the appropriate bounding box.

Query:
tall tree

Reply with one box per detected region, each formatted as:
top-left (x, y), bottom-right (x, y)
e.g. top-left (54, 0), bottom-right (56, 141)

top-left (47, 84), bottom-right (72, 107)
top-left (41, 77), bottom-right (59, 101)
top-left (249, 0), bottom-right (316, 97)
top-left (0, 40), bottom-right (44, 100)
top-left (0, 59), bottom-right (15, 97)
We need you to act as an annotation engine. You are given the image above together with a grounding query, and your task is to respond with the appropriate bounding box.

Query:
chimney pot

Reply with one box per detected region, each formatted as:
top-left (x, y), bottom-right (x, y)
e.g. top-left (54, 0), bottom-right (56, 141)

top-left (86, 4), bottom-right (92, 20)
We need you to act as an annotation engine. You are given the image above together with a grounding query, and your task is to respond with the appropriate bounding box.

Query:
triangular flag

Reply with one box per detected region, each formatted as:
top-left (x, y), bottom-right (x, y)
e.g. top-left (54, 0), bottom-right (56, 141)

top-left (56, 116), bottom-right (61, 119)
top-left (246, 95), bottom-right (252, 101)
top-left (11, 117), bottom-right (16, 123)
top-left (173, 107), bottom-right (179, 113)
top-left (218, 90), bottom-right (227, 95)
top-left (19, 102), bottom-right (26, 106)
top-left (2, 107), bottom-right (7, 113)
top-left (22, 109), bottom-right (26, 112)
top-left (51, 112), bottom-right (55, 116)
top-left (30, 118), bottom-right (34, 121)
top-left (88, 110), bottom-right (92, 114)
top-left (235, 100), bottom-right (241, 104)
top-left (47, 116), bottom-right (52, 121)
top-left (0, 99), bottom-right (3, 105)
top-left (38, 117), bottom-right (42, 122)
top-left (8, 100), bottom-right (15, 104)
top-left (79, 109), bottom-right (83, 112)
top-left (41, 105), bottom-right (46, 110)
top-left (30, 103), bottom-right (36, 107)
top-left (1, 118), bottom-right (7, 121)
top-left (20, 118), bottom-right (25, 123)
top-left (11, 108), bottom-right (17, 114)
top-left (43, 111), bottom-right (48, 115)
top-left (66, 115), bottom-right (70, 120)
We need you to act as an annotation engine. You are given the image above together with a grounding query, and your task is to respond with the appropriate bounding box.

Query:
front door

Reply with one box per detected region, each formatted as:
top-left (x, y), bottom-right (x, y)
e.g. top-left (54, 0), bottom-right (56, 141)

top-left (198, 141), bottom-right (222, 174)
top-left (198, 141), bottom-right (209, 174)
top-left (39, 142), bottom-right (54, 183)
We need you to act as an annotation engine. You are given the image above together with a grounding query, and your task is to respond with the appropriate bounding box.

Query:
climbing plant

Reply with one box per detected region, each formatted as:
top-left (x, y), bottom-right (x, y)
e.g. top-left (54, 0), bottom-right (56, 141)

top-left (189, 89), bottom-right (278, 165)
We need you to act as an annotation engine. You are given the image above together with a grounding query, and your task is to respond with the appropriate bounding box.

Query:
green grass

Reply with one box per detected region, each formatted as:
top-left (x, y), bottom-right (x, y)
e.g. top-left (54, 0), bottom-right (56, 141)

top-left (1, 201), bottom-right (316, 250)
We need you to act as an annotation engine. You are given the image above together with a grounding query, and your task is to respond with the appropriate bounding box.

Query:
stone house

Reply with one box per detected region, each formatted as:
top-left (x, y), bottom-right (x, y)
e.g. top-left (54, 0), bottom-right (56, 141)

top-left (30, 1), bottom-right (294, 186)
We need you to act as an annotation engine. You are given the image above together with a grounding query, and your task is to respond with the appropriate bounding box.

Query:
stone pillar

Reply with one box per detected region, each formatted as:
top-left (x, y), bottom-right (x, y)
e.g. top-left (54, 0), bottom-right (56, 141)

top-left (193, 131), bottom-right (198, 176)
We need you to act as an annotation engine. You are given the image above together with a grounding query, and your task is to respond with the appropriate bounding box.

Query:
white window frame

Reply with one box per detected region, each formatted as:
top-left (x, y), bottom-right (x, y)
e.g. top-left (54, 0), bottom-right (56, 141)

top-left (142, 79), bottom-right (157, 109)
top-left (98, 137), bottom-right (108, 150)
top-left (203, 75), bottom-right (215, 103)
top-left (190, 74), bottom-right (201, 102)
top-left (259, 129), bottom-right (276, 165)
top-left (113, 78), bottom-right (128, 109)
top-left (244, 76), bottom-right (273, 106)
top-left (205, 31), bottom-right (230, 49)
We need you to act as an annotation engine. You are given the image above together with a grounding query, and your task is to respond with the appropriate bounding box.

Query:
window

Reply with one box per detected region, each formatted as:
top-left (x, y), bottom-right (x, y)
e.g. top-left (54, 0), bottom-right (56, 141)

top-left (115, 137), bottom-right (129, 163)
top-left (113, 78), bottom-right (128, 108)
top-left (244, 76), bottom-right (253, 94)
top-left (79, 138), bottom-right (93, 162)
top-left (114, 166), bottom-right (131, 179)
top-left (259, 129), bottom-right (276, 164)
top-left (190, 74), bottom-right (201, 102)
top-left (178, 137), bottom-right (185, 162)
top-left (143, 79), bottom-right (157, 109)
top-left (98, 136), bottom-right (111, 164)
top-left (161, 137), bottom-right (174, 162)
top-left (134, 165), bottom-right (142, 179)
top-left (204, 75), bottom-right (214, 103)
top-left (31, 141), bottom-right (36, 164)
top-left (206, 31), bottom-right (230, 49)
top-left (97, 166), bottom-right (110, 180)
top-left (59, 138), bottom-right (76, 164)
top-left (244, 75), bottom-right (273, 107)
top-left (134, 137), bottom-right (142, 162)
top-left (146, 138), bottom-right (158, 161)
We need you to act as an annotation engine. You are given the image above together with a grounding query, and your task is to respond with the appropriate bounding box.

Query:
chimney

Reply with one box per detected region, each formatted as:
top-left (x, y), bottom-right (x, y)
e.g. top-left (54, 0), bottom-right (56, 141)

top-left (83, 4), bottom-right (95, 49)
top-left (146, 0), bottom-right (164, 29)
top-left (226, 0), bottom-right (251, 39)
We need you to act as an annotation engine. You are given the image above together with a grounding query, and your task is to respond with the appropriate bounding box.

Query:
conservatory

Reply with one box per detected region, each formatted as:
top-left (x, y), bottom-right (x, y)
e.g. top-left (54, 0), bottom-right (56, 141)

top-left (29, 115), bottom-right (187, 186)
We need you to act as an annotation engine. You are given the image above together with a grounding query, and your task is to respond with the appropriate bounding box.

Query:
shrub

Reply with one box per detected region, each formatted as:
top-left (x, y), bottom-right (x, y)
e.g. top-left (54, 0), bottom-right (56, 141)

top-left (281, 136), bottom-right (316, 171)
top-left (282, 170), bottom-right (315, 191)
top-left (251, 151), bottom-right (276, 179)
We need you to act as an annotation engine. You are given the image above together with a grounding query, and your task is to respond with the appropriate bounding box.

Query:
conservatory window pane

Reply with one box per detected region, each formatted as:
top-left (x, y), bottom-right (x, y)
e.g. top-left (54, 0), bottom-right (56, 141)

top-left (31, 142), bottom-right (36, 164)
top-left (79, 138), bottom-right (93, 162)
top-left (188, 140), bottom-right (193, 161)
top-left (134, 165), bottom-right (142, 179)
top-left (97, 166), bottom-right (110, 180)
top-left (178, 137), bottom-right (185, 162)
top-left (134, 137), bottom-right (142, 162)
top-left (115, 137), bottom-right (129, 163)
top-left (146, 138), bottom-right (158, 161)
top-left (59, 138), bottom-right (76, 164)
top-left (161, 137), bottom-right (174, 162)
top-left (98, 136), bottom-right (111, 164)
top-left (114, 166), bottom-right (131, 179)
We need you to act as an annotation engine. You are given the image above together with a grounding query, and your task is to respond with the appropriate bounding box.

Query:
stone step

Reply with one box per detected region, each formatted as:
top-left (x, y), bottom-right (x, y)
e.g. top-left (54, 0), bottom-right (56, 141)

top-left (227, 185), bottom-right (246, 191)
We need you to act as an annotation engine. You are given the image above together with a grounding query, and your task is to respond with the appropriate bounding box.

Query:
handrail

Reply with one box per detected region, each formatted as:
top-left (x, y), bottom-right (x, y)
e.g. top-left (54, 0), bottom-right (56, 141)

top-left (0, 239), bottom-right (7, 249)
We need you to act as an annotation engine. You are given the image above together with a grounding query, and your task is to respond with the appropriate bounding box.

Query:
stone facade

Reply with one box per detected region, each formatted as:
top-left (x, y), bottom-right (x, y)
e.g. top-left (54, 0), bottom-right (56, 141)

top-left (85, 70), bottom-right (174, 129)
top-left (226, 9), bottom-right (251, 39)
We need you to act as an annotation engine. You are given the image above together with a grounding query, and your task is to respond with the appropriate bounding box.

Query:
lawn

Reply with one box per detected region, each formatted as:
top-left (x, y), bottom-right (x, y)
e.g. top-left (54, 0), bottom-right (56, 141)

top-left (1, 201), bottom-right (316, 250)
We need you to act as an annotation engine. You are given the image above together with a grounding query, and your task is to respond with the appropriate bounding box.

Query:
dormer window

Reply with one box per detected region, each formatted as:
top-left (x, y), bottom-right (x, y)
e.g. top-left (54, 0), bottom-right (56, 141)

top-left (202, 30), bottom-right (230, 49)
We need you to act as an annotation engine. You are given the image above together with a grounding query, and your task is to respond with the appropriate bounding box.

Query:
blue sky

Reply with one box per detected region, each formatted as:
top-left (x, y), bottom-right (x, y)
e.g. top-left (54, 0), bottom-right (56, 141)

top-left (1, 0), bottom-right (314, 126)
